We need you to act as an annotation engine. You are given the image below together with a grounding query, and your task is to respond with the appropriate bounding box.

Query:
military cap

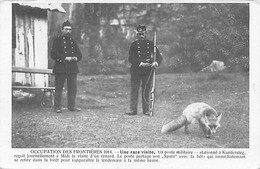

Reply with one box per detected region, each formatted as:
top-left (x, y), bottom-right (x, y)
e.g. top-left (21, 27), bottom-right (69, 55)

top-left (136, 25), bottom-right (146, 33)
top-left (62, 20), bottom-right (72, 29)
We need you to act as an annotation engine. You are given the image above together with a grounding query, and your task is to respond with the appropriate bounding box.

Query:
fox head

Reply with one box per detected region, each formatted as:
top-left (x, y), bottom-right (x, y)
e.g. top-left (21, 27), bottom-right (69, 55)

top-left (203, 113), bottom-right (222, 138)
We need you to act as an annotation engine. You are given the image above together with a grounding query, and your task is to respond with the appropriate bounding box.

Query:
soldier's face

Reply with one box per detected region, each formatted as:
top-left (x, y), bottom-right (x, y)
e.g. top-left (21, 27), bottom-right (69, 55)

top-left (137, 32), bottom-right (145, 40)
top-left (62, 26), bottom-right (72, 36)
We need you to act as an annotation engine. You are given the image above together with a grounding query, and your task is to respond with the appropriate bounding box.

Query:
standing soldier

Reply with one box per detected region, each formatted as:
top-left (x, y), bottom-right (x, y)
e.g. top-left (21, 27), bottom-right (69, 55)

top-left (51, 20), bottom-right (82, 113)
top-left (126, 25), bottom-right (162, 116)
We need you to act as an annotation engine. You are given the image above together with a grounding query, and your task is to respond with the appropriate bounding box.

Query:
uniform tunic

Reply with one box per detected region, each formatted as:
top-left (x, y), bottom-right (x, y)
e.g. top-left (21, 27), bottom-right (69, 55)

top-left (128, 38), bottom-right (162, 114)
top-left (51, 35), bottom-right (82, 74)
top-left (51, 35), bottom-right (82, 109)
top-left (129, 39), bottom-right (161, 74)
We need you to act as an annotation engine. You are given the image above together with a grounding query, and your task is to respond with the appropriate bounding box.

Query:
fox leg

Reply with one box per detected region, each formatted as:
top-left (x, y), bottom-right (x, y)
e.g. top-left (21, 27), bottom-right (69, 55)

top-left (199, 122), bottom-right (205, 134)
top-left (199, 121), bottom-right (211, 138)
top-left (184, 122), bottom-right (190, 134)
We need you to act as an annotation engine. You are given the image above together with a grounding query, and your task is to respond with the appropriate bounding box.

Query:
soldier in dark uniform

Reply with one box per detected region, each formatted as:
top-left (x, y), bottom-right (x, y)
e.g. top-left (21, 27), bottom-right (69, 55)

top-left (51, 20), bottom-right (82, 113)
top-left (126, 25), bottom-right (162, 115)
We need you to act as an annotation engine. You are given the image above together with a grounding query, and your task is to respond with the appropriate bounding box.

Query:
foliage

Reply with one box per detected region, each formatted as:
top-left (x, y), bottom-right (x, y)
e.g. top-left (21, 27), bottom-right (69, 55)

top-left (48, 3), bottom-right (249, 74)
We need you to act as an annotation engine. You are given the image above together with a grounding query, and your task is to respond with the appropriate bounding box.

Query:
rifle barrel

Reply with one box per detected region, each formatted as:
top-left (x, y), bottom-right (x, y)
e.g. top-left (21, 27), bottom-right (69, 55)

top-left (149, 31), bottom-right (157, 116)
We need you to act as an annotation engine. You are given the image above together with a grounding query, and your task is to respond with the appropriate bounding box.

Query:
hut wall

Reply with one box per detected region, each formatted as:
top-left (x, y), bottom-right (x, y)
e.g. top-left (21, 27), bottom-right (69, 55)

top-left (13, 5), bottom-right (48, 87)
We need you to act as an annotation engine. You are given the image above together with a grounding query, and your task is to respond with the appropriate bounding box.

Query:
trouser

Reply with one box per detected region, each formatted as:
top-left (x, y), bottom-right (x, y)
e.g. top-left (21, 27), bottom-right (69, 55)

top-left (54, 73), bottom-right (77, 109)
top-left (130, 71), bottom-right (152, 114)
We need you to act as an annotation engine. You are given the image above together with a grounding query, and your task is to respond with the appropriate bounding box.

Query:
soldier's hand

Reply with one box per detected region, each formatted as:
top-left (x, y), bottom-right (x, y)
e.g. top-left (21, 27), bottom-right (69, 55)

top-left (151, 62), bottom-right (158, 68)
top-left (140, 62), bottom-right (151, 67)
top-left (65, 57), bottom-right (72, 61)
top-left (72, 57), bottom-right (78, 61)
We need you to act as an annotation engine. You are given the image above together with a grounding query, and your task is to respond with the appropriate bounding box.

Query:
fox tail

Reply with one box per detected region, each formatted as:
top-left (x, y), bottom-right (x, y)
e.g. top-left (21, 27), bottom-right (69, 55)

top-left (161, 114), bottom-right (187, 134)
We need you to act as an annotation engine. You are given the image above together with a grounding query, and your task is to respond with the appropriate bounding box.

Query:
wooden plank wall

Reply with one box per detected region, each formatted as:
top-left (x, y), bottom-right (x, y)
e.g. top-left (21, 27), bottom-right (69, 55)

top-left (14, 11), bottom-right (26, 85)
top-left (13, 6), bottom-right (48, 87)
top-left (34, 17), bottom-right (48, 87)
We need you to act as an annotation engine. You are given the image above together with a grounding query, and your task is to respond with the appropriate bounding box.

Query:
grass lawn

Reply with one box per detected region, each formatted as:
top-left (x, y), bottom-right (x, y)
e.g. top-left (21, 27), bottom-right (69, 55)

top-left (12, 72), bottom-right (249, 148)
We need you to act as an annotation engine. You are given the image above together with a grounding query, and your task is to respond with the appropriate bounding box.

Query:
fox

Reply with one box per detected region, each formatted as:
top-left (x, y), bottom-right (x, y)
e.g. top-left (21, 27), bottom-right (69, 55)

top-left (161, 102), bottom-right (222, 138)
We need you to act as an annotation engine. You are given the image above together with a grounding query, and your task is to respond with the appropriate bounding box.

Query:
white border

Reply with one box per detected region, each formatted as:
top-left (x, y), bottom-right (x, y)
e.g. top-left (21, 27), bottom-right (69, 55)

top-left (1, 1), bottom-right (259, 169)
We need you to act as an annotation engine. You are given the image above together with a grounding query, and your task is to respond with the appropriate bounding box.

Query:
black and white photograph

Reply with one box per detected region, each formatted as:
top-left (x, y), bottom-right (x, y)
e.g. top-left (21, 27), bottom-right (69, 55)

top-left (0, 1), bottom-right (259, 169)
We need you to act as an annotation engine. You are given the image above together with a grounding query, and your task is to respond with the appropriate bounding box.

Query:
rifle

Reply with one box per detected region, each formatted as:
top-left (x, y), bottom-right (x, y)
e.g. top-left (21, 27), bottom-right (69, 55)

top-left (149, 31), bottom-right (157, 116)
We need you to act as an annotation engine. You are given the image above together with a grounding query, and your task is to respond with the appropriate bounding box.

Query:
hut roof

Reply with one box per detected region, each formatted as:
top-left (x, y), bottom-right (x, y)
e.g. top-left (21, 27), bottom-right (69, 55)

top-left (18, 3), bottom-right (66, 13)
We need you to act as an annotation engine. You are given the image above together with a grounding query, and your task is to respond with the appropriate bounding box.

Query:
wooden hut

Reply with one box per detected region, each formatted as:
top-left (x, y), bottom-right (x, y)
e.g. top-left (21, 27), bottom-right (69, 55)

top-left (12, 3), bottom-right (65, 87)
